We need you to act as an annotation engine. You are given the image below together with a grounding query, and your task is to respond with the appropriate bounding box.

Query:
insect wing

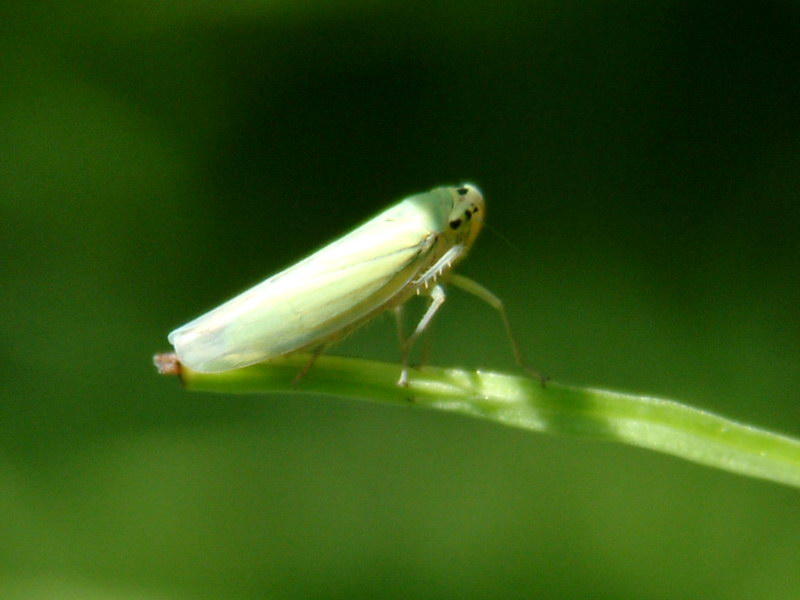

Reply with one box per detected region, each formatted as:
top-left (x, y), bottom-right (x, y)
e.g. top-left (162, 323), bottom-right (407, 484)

top-left (169, 197), bottom-right (441, 372)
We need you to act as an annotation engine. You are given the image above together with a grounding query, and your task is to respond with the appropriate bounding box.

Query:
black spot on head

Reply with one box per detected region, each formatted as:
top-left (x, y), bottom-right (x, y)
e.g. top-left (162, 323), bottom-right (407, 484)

top-left (457, 187), bottom-right (469, 196)
top-left (449, 218), bottom-right (462, 230)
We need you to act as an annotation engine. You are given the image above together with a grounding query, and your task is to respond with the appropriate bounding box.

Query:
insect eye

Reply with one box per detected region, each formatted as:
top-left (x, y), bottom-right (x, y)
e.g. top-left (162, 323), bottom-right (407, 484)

top-left (449, 218), bottom-right (462, 230)
top-left (457, 187), bottom-right (469, 196)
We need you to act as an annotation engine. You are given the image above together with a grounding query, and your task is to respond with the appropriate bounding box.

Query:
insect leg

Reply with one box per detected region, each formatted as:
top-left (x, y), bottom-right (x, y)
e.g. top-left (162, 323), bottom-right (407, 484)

top-left (448, 273), bottom-right (548, 384)
top-left (393, 305), bottom-right (406, 347)
top-left (292, 344), bottom-right (329, 386)
top-left (397, 284), bottom-right (446, 386)
top-left (418, 326), bottom-right (433, 369)
top-left (396, 303), bottom-right (434, 369)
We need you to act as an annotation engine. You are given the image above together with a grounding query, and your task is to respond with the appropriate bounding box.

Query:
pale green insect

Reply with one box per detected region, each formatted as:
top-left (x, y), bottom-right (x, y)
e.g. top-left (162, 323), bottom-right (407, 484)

top-left (169, 184), bottom-right (536, 385)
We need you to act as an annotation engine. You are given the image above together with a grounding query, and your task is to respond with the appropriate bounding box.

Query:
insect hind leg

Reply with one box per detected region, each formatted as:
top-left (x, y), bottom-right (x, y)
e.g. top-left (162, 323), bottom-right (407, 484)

top-left (397, 284), bottom-right (446, 387)
top-left (292, 344), bottom-right (329, 386)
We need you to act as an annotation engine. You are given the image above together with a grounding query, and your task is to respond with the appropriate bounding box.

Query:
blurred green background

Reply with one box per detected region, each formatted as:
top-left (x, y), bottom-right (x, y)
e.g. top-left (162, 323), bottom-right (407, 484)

top-left (2, 1), bottom-right (800, 598)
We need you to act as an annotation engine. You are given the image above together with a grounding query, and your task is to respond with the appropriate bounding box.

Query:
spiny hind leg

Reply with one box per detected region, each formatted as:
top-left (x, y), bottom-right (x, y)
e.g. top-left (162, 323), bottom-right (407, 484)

top-left (397, 284), bottom-right (446, 387)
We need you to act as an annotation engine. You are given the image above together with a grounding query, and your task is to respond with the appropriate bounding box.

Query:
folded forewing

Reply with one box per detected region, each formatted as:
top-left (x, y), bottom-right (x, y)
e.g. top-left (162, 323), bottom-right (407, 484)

top-left (170, 200), bottom-right (439, 372)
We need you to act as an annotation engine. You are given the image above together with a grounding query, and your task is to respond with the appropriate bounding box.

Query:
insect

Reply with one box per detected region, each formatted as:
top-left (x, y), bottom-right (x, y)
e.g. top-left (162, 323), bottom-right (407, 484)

top-left (168, 184), bottom-right (540, 385)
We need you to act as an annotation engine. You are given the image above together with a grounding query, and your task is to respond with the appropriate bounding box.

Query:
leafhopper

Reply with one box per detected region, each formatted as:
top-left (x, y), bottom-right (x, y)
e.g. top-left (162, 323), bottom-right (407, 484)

top-left (167, 184), bottom-right (540, 385)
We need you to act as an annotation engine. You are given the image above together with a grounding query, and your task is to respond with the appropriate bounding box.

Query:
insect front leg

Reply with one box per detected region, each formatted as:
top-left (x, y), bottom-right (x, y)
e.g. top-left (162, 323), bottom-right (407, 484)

top-left (448, 273), bottom-right (548, 385)
top-left (397, 284), bottom-right (447, 387)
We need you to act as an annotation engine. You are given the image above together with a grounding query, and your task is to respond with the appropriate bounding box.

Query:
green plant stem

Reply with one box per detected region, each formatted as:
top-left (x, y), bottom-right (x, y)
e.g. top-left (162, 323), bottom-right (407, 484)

top-left (156, 353), bottom-right (800, 490)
